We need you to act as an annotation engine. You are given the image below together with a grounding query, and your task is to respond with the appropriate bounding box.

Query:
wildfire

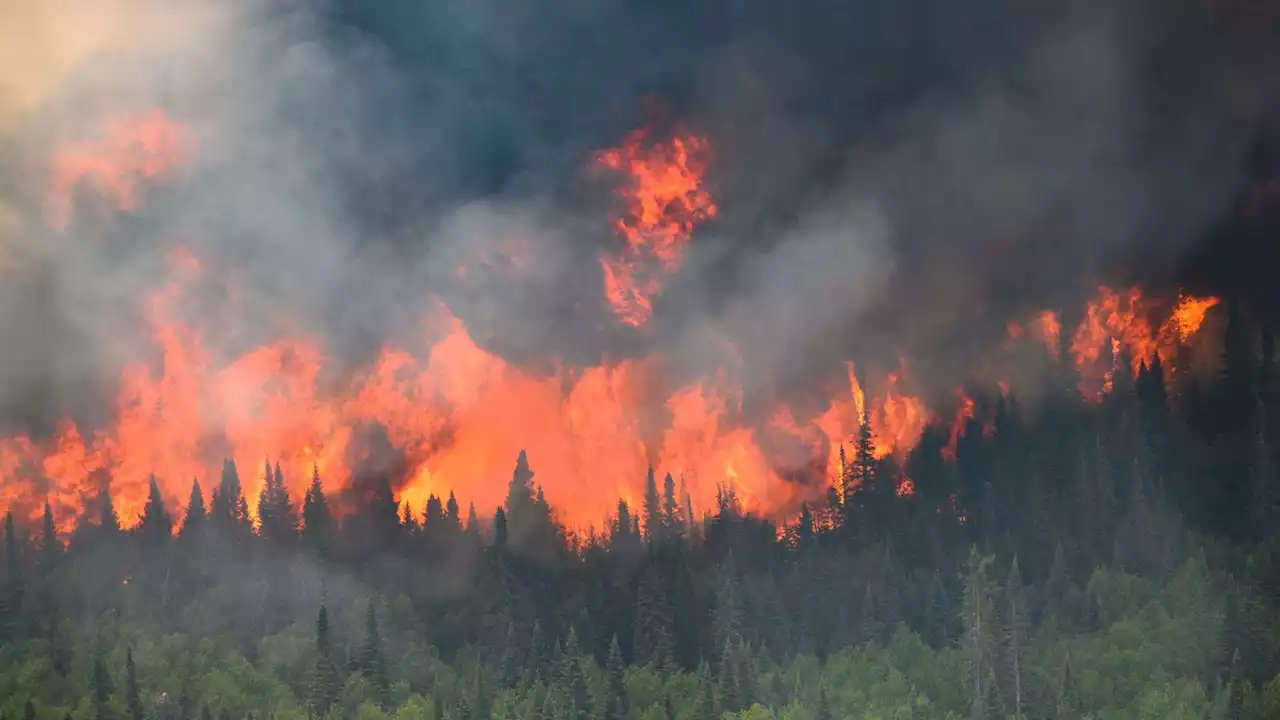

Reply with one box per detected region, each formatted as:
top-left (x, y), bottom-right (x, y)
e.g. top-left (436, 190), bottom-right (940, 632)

top-left (0, 113), bottom-right (1231, 536)
top-left (45, 109), bottom-right (187, 229)
top-left (941, 391), bottom-right (976, 463)
top-left (1069, 287), bottom-right (1219, 400)
top-left (596, 129), bottom-right (717, 327)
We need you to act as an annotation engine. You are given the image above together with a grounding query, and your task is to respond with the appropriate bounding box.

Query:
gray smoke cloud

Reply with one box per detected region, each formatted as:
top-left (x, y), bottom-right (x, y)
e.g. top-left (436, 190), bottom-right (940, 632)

top-left (0, 0), bottom-right (1275, 436)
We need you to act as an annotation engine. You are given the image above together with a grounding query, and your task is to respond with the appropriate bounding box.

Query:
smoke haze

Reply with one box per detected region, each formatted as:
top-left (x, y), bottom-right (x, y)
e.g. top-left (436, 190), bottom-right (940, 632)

top-left (0, 0), bottom-right (1276, 519)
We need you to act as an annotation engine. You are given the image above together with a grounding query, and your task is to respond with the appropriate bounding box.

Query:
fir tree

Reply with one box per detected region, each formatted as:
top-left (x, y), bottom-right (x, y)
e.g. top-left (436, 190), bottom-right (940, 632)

top-left (139, 474), bottom-right (172, 545)
top-left (180, 479), bottom-right (206, 540)
top-left (91, 649), bottom-right (113, 720)
top-left (39, 502), bottom-right (59, 573)
top-left (210, 458), bottom-right (247, 532)
top-left (125, 646), bottom-right (143, 720)
top-left (605, 635), bottom-right (627, 720)
top-left (506, 450), bottom-right (537, 529)
top-left (559, 627), bottom-right (590, 720)
top-left (98, 486), bottom-right (121, 536)
top-left (642, 466), bottom-right (662, 541)
top-left (815, 684), bottom-right (832, 720)
top-left (446, 491), bottom-right (461, 530)
top-left (359, 601), bottom-right (391, 705)
top-left (1003, 557), bottom-right (1029, 719)
top-left (634, 564), bottom-right (673, 669)
top-left (301, 466), bottom-right (333, 557)
top-left (493, 507), bottom-right (508, 547)
top-left (1, 513), bottom-right (22, 640)
top-left (961, 548), bottom-right (1000, 720)
top-left (661, 472), bottom-right (680, 537)
top-left (310, 603), bottom-right (341, 718)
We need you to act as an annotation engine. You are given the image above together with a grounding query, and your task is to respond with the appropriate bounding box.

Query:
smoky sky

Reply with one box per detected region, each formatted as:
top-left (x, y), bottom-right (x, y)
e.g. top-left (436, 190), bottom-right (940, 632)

top-left (1, 0), bottom-right (1278, 431)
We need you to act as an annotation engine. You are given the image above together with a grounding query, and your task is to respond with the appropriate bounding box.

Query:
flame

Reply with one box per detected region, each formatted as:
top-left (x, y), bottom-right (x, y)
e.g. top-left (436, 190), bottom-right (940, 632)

top-left (814, 363), bottom-right (927, 486)
top-left (45, 110), bottom-right (187, 229)
top-left (0, 117), bottom-right (1228, 535)
top-left (1069, 287), bottom-right (1219, 401)
top-left (941, 391), bottom-right (975, 463)
top-left (596, 130), bottom-right (717, 327)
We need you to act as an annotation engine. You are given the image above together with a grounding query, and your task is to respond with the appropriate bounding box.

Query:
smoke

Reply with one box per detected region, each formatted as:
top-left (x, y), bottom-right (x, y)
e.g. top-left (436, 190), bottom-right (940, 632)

top-left (0, 0), bottom-right (1276, 453)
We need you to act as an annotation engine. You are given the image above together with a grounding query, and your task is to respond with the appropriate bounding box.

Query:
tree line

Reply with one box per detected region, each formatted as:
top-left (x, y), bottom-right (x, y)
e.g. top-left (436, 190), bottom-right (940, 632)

top-left (1, 301), bottom-right (1280, 718)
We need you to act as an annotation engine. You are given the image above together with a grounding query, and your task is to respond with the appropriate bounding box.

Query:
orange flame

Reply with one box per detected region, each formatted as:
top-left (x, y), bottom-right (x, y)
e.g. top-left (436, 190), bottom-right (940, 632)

top-left (45, 110), bottom-right (187, 229)
top-left (1069, 287), bottom-right (1219, 401)
top-left (596, 130), bottom-right (717, 326)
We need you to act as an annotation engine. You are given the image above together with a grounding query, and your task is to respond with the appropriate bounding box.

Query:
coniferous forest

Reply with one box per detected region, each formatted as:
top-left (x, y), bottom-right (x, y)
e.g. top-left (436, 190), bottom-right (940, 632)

top-left (2, 309), bottom-right (1280, 719)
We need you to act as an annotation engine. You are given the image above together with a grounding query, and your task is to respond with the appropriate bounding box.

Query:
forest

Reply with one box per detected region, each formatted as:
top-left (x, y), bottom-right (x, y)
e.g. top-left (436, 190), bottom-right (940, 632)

top-left (0, 301), bottom-right (1278, 720)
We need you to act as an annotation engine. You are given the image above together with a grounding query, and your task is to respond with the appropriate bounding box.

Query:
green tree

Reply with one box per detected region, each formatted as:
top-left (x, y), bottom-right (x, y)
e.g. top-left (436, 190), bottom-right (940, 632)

top-left (139, 474), bottom-right (172, 545)
top-left (92, 649), bottom-right (113, 720)
top-left (961, 548), bottom-right (1000, 720)
top-left (125, 646), bottom-right (143, 720)
top-left (180, 478), bottom-right (205, 539)
top-left (301, 466), bottom-right (334, 557)
top-left (311, 603), bottom-right (341, 718)
top-left (359, 601), bottom-right (391, 706)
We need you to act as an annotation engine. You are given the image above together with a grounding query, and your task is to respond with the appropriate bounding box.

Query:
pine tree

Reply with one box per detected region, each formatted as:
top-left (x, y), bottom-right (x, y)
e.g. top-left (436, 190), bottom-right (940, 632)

top-left (1055, 652), bottom-right (1080, 719)
top-left (634, 564), bottom-right (673, 669)
top-left (961, 548), bottom-right (1000, 720)
top-left (692, 661), bottom-right (717, 720)
top-left (310, 603), bottom-right (341, 717)
top-left (1003, 557), bottom-right (1029, 719)
top-left (125, 646), bottom-right (143, 720)
top-left (139, 474), bottom-right (172, 545)
top-left (606, 635), bottom-right (627, 720)
top-left (98, 487), bottom-right (121, 536)
top-left (91, 649), bottom-right (112, 720)
top-left (210, 458), bottom-right (247, 532)
top-left (446, 491), bottom-right (461, 530)
top-left (642, 467), bottom-right (662, 541)
top-left (559, 628), bottom-right (590, 720)
top-left (661, 472), bottom-right (680, 537)
top-left (493, 507), bottom-right (508, 547)
top-left (1, 512), bottom-right (23, 640)
top-left (359, 601), bottom-right (391, 705)
top-left (815, 683), bottom-right (832, 720)
top-left (301, 466), bottom-right (333, 557)
top-left (506, 450), bottom-right (537, 529)
top-left (796, 502), bottom-right (814, 548)
top-left (39, 502), bottom-right (59, 574)
top-left (181, 479), bottom-right (206, 539)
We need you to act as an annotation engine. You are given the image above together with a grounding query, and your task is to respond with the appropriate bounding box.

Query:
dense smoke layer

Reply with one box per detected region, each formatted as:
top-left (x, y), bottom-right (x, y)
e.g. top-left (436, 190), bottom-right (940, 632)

top-left (0, 0), bottom-right (1276, 525)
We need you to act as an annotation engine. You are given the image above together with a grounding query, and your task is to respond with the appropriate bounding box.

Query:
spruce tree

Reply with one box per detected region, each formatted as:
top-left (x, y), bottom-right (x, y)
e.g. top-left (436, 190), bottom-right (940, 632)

top-left (661, 472), bottom-right (680, 537)
top-left (642, 466), bottom-right (661, 541)
top-left (180, 479), bottom-right (206, 540)
top-left (815, 684), bottom-right (832, 720)
top-left (98, 487), bottom-right (121, 536)
top-left (606, 635), bottom-right (627, 720)
top-left (139, 474), bottom-right (172, 545)
top-left (0, 513), bottom-right (23, 642)
top-left (493, 507), bottom-right (508, 547)
top-left (961, 548), bottom-right (1000, 720)
top-left (634, 564), bottom-right (673, 669)
top-left (1003, 557), bottom-right (1029, 719)
top-left (125, 646), bottom-right (143, 720)
top-left (210, 458), bottom-right (247, 532)
top-left (301, 466), bottom-right (333, 557)
top-left (310, 603), bottom-right (341, 717)
top-left (559, 628), bottom-right (590, 720)
top-left (39, 502), bottom-right (59, 574)
top-left (359, 601), bottom-right (391, 705)
top-left (91, 649), bottom-right (112, 720)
